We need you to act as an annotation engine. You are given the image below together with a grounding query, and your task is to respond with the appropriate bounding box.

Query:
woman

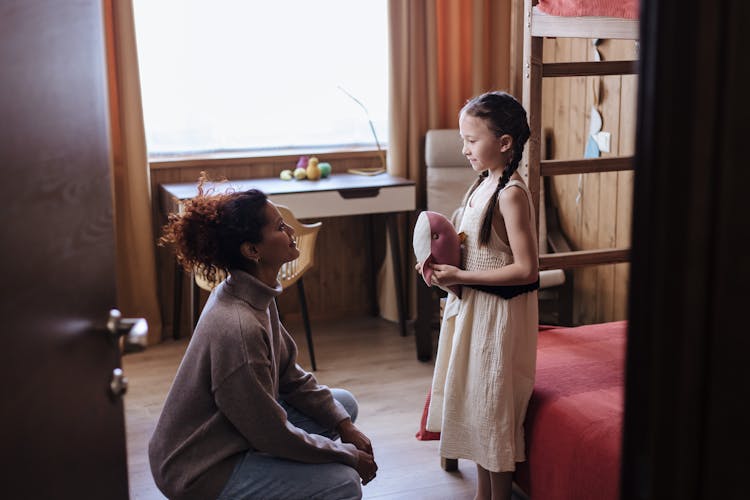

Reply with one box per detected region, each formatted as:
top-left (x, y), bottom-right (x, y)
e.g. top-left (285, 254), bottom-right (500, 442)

top-left (150, 176), bottom-right (377, 500)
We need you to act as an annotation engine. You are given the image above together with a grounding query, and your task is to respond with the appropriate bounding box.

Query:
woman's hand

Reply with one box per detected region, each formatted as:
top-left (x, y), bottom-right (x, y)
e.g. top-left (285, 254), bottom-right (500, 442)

top-left (414, 261), bottom-right (423, 275)
top-left (429, 263), bottom-right (462, 287)
top-left (338, 419), bottom-right (378, 483)
top-left (337, 419), bottom-right (373, 456)
top-left (354, 449), bottom-right (378, 485)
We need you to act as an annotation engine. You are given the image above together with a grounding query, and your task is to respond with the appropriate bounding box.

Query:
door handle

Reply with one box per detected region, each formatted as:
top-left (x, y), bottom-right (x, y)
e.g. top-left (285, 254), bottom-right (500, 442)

top-left (107, 309), bottom-right (148, 350)
top-left (106, 309), bottom-right (147, 398)
top-left (110, 367), bottom-right (128, 397)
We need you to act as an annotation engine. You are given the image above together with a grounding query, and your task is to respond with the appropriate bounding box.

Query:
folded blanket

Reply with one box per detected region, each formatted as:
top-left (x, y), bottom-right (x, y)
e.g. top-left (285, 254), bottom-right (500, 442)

top-left (537, 0), bottom-right (639, 20)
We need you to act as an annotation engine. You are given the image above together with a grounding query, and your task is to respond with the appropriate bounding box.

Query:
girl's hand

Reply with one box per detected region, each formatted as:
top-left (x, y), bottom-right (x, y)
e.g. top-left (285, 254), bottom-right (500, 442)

top-left (429, 263), bottom-right (461, 287)
top-left (414, 261), bottom-right (423, 275)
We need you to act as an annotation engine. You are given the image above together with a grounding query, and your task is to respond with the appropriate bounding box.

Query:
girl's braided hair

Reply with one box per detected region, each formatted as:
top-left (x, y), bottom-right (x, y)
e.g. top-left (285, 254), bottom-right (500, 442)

top-left (460, 91), bottom-right (531, 246)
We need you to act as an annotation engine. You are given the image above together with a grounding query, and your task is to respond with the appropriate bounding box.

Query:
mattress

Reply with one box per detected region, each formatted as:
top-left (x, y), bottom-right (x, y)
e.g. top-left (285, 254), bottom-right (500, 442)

top-left (514, 321), bottom-right (626, 500)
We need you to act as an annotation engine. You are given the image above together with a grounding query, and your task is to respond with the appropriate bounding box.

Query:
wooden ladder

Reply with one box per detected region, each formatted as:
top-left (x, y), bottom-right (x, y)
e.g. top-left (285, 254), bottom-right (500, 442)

top-left (521, 0), bottom-right (639, 271)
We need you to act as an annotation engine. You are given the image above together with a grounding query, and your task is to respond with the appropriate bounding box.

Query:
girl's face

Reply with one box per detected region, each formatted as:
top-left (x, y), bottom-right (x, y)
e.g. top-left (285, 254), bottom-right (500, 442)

top-left (255, 201), bottom-right (299, 266)
top-left (459, 112), bottom-right (509, 173)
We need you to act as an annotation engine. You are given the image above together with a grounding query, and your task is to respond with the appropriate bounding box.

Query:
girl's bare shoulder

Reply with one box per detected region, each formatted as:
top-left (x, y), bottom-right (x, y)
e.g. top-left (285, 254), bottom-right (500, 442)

top-left (497, 182), bottom-right (529, 206)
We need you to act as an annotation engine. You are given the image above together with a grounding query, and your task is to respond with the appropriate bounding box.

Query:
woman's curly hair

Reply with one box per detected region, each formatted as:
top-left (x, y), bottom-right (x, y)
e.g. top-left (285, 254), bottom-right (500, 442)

top-left (159, 172), bottom-right (268, 284)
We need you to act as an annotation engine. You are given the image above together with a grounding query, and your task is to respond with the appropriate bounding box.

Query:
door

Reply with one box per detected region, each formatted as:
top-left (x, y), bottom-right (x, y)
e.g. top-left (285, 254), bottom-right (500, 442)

top-left (0, 1), bottom-right (129, 498)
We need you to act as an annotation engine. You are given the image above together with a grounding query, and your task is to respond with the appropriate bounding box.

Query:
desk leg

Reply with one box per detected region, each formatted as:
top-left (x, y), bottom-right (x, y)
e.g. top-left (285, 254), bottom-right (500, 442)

top-left (365, 215), bottom-right (378, 316)
top-left (387, 214), bottom-right (407, 337)
top-left (173, 260), bottom-right (183, 340)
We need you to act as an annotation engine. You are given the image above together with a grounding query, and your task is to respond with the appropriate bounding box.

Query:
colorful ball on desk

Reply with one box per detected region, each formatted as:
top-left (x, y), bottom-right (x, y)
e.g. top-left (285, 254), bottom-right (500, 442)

top-left (279, 169), bottom-right (293, 180)
top-left (318, 162), bottom-right (331, 178)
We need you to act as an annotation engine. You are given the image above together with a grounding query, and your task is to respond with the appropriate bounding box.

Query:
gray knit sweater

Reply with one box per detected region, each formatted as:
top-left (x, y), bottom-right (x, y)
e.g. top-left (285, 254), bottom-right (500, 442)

top-left (148, 269), bottom-right (357, 500)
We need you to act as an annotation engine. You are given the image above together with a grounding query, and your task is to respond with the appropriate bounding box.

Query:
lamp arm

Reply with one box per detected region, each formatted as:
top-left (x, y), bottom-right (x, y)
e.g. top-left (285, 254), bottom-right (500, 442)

top-left (338, 85), bottom-right (386, 170)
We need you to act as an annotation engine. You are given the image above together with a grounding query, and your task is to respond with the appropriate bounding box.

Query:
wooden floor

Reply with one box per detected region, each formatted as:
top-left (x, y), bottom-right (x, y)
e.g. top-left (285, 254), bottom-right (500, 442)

top-left (123, 316), bottom-right (479, 499)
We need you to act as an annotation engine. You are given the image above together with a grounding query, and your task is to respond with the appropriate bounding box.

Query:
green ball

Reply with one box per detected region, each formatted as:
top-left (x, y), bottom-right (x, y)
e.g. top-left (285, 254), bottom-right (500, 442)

top-left (318, 162), bottom-right (332, 178)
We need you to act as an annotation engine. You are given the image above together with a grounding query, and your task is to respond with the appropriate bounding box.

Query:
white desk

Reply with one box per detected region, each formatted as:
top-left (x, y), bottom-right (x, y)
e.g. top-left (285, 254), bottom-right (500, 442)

top-left (160, 173), bottom-right (415, 218)
top-left (159, 173), bottom-right (416, 342)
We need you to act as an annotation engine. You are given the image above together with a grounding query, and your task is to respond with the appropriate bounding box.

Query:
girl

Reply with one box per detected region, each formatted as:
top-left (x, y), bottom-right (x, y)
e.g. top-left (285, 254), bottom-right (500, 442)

top-left (421, 91), bottom-right (538, 500)
top-left (150, 176), bottom-right (377, 500)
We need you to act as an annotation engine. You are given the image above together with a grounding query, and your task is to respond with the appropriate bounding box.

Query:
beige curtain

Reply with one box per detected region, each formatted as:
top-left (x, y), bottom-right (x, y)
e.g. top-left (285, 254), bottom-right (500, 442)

top-left (104, 0), bottom-right (163, 344)
top-left (434, 0), bottom-right (516, 124)
top-left (379, 0), bottom-right (517, 322)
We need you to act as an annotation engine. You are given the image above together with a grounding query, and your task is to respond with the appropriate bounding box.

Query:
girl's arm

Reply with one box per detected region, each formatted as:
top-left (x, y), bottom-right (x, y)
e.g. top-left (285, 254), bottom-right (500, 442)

top-left (429, 186), bottom-right (538, 287)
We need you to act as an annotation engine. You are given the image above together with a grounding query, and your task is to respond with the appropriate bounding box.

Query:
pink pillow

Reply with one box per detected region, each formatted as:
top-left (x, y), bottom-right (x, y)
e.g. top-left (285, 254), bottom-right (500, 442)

top-left (413, 211), bottom-right (462, 298)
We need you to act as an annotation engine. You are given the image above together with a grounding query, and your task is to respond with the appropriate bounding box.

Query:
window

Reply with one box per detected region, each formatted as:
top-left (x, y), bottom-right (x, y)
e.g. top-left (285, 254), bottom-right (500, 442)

top-left (132, 0), bottom-right (388, 157)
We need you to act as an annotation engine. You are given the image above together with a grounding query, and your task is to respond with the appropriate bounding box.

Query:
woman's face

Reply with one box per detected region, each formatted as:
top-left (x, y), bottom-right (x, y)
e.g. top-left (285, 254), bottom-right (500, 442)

top-left (255, 201), bottom-right (299, 266)
top-left (459, 112), bottom-right (507, 173)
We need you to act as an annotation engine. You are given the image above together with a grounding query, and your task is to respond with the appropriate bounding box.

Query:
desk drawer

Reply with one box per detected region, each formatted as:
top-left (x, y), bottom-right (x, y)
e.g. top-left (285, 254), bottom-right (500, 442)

top-left (269, 185), bottom-right (415, 219)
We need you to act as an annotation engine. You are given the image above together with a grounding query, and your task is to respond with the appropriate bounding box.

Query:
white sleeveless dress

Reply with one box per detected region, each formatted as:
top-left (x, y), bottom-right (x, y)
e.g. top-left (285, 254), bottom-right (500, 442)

top-left (426, 179), bottom-right (539, 472)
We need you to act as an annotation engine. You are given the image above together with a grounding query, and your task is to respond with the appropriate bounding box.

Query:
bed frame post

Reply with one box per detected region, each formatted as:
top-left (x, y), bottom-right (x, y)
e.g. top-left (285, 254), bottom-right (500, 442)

top-left (441, 457), bottom-right (458, 471)
top-left (521, 0), bottom-right (543, 238)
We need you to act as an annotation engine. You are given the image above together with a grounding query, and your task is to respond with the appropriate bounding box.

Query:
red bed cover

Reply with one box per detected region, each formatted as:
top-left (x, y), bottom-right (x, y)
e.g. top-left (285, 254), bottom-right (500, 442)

top-left (537, 0), bottom-right (639, 19)
top-left (514, 321), bottom-right (626, 500)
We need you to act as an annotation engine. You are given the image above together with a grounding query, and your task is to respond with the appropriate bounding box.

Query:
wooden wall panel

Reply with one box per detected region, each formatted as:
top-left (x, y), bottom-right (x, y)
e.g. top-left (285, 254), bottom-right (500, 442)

top-left (575, 39), bottom-right (601, 325)
top-left (596, 42), bottom-right (626, 321)
top-left (615, 72), bottom-right (637, 319)
top-left (541, 38), bottom-right (637, 324)
top-left (149, 150), bottom-right (385, 339)
top-left (551, 38), bottom-right (576, 244)
top-left (540, 37), bottom-right (556, 161)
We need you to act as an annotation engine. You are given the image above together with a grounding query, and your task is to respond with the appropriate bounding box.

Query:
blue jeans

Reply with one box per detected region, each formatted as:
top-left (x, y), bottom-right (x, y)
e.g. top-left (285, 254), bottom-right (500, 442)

top-left (216, 388), bottom-right (361, 500)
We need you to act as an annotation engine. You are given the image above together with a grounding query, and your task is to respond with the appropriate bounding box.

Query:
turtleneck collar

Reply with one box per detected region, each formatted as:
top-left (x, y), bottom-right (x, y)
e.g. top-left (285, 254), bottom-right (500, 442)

top-left (223, 268), bottom-right (282, 310)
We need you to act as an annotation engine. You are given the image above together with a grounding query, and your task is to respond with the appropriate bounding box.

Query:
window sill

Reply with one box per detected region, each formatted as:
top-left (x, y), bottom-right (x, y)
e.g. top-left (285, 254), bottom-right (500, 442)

top-left (149, 145), bottom-right (387, 170)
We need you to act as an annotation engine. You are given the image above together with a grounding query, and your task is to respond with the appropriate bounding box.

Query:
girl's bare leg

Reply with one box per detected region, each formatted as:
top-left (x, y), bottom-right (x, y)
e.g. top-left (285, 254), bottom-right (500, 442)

top-left (475, 464), bottom-right (491, 500)
top-left (489, 470), bottom-right (513, 500)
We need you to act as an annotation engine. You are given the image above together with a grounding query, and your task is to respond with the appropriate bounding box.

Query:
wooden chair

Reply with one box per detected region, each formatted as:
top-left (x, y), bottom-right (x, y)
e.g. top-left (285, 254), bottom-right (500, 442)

top-left (190, 204), bottom-right (323, 370)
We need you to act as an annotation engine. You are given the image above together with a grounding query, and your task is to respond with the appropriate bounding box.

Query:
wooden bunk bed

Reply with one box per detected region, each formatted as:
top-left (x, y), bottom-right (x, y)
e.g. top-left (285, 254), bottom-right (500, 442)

top-left (513, 2), bottom-right (639, 499)
top-left (522, 0), bottom-right (638, 272)
top-left (419, 2), bottom-right (639, 499)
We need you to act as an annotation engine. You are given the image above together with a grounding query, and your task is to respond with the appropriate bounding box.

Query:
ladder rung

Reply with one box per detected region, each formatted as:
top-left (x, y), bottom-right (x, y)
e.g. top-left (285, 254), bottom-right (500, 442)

top-left (540, 248), bottom-right (630, 270)
top-left (542, 60), bottom-right (638, 77)
top-left (540, 156), bottom-right (634, 176)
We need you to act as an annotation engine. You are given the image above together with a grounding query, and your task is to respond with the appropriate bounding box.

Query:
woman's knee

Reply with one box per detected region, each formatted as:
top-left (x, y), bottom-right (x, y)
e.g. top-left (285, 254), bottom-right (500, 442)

top-left (331, 388), bottom-right (358, 423)
top-left (326, 464), bottom-right (362, 500)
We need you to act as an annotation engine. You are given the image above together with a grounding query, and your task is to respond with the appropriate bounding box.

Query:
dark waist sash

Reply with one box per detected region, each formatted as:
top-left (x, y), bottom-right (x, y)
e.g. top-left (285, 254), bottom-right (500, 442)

top-left (467, 278), bottom-right (540, 300)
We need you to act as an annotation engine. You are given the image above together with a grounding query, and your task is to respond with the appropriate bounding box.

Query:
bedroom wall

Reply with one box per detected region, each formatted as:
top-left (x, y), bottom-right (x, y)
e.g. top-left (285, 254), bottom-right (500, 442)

top-left (540, 37), bottom-right (638, 325)
top-left (150, 150), bottom-right (387, 339)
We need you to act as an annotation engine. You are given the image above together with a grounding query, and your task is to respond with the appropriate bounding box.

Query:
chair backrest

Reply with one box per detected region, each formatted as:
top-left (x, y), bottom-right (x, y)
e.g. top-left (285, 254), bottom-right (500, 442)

top-left (425, 129), bottom-right (477, 220)
top-left (194, 265), bottom-right (226, 292)
top-left (193, 204), bottom-right (321, 292)
top-left (276, 204), bottom-right (322, 288)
